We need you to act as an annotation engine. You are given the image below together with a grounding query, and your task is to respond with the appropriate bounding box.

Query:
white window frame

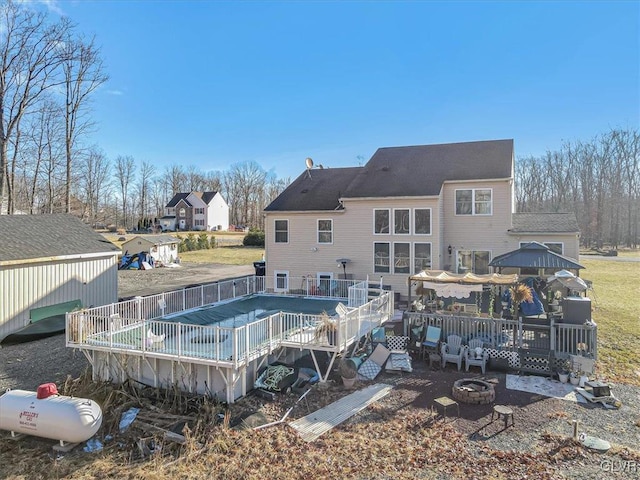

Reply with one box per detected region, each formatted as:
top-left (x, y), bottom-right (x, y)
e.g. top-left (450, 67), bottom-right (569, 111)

top-left (413, 242), bottom-right (432, 273)
top-left (274, 270), bottom-right (289, 292)
top-left (393, 242), bottom-right (411, 274)
top-left (194, 207), bottom-right (205, 215)
top-left (374, 242), bottom-right (390, 273)
top-left (455, 188), bottom-right (493, 216)
top-left (317, 219), bottom-right (333, 244)
top-left (393, 208), bottom-right (410, 235)
top-left (179, 207), bottom-right (186, 217)
top-left (373, 209), bottom-right (390, 235)
top-left (414, 208), bottom-right (432, 235)
top-left (456, 250), bottom-right (491, 274)
top-left (274, 219), bottom-right (289, 244)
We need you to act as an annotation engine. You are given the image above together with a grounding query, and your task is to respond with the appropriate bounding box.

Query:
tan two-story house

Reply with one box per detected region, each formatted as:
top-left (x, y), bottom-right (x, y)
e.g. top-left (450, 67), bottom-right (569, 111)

top-left (263, 139), bottom-right (580, 296)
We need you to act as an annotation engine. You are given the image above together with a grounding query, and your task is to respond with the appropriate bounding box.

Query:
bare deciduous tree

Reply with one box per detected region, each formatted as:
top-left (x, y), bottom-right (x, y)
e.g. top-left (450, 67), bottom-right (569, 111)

top-left (61, 33), bottom-right (108, 213)
top-left (78, 147), bottom-right (111, 225)
top-left (224, 160), bottom-right (268, 228)
top-left (137, 160), bottom-right (156, 228)
top-left (114, 155), bottom-right (135, 229)
top-left (0, 1), bottom-right (68, 212)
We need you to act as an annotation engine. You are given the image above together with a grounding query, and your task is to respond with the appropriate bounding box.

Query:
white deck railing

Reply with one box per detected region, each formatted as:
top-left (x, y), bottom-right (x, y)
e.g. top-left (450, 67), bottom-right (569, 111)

top-left (66, 276), bottom-right (393, 369)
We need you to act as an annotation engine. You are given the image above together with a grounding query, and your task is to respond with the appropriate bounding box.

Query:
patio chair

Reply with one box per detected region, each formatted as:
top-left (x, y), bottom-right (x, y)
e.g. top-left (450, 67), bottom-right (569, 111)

top-left (420, 325), bottom-right (442, 360)
top-left (441, 335), bottom-right (464, 371)
top-left (464, 338), bottom-right (488, 374)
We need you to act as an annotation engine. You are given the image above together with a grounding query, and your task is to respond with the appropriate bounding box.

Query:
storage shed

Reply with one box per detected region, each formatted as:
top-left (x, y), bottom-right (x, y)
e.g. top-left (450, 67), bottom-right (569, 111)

top-left (0, 214), bottom-right (120, 341)
top-left (121, 234), bottom-right (180, 265)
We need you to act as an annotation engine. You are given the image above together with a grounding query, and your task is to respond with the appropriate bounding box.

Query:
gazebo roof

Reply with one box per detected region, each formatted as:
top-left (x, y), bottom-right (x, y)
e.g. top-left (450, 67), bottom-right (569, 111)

top-left (489, 242), bottom-right (584, 270)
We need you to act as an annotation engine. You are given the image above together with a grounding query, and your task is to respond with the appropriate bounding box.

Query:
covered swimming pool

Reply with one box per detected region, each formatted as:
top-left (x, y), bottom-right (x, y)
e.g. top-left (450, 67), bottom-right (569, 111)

top-left (66, 276), bottom-right (394, 403)
top-left (163, 294), bottom-right (341, 328)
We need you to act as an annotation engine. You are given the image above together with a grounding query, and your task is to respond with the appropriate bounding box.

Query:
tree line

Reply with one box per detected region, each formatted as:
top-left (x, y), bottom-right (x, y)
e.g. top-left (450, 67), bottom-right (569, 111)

top-left (515, 128), bottom-right (639, 248)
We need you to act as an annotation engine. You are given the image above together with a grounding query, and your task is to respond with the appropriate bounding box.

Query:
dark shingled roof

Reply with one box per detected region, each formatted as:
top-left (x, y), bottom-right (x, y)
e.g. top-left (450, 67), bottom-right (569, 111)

top-left (510, 212), bottom-right (580, 233)
top-left (344, 139), bottom-right (513, 198)
top-left (0, 214), bottom-right (120, 263)
top-left (264, 167), bottom-right (362, 211)
top-left (166, 193), bottom-right (191, 208)
top-left (166, 192), bottom-right (218, 208)
top-left (195, 191), bottom-right (218, 204)
top-left (265, 140), bottom-right (513, 211)
top-left (489, 241), bottom-right (584, 270)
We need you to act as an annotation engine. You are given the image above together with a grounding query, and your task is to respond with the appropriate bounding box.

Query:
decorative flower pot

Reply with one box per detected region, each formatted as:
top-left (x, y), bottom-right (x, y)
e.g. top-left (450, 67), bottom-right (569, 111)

top-left (569, 375), bottom-right (580, 386)
top-left (342, 376), bottom-right (356, 388)
top-left (558, 373), bottom-right (569, 384)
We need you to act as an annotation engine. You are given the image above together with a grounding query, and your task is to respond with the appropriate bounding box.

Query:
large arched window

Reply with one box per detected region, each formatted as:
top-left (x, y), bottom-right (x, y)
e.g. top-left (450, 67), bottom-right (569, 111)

top-left (179, 208), bottom-right (186, 217)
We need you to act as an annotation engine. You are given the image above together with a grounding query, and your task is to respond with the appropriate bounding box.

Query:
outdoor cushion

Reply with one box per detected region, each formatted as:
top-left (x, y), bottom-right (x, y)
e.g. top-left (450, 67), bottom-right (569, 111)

top-left (357, 359), bottom-right (382, 380)
top-left (368, 343), bottom-right (391, 367)
top-left (385, 352), bottom-right (412, 373)
top-left (386, 335), bottom-right (409, 352)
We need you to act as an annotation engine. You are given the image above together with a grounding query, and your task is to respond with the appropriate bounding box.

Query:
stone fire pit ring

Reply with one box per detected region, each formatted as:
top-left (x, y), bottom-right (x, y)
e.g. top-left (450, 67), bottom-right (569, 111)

top-left (452, 378), bottom-right (495, 404)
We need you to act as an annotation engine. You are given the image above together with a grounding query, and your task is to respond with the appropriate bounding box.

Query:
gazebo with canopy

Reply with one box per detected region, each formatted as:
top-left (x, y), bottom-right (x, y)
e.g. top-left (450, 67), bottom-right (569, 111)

top-left (407, 270), bottom-right (519, 313)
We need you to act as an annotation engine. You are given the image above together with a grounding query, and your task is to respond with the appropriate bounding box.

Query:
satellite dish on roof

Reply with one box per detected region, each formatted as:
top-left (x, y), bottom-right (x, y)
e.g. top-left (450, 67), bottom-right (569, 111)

top-left (305, 157), bottom-right (314, 169)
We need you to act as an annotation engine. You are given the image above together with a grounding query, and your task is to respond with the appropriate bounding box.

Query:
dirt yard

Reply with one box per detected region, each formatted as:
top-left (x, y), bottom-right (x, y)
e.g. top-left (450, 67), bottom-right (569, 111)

top-left (117, 262), bottom-right (254, 299)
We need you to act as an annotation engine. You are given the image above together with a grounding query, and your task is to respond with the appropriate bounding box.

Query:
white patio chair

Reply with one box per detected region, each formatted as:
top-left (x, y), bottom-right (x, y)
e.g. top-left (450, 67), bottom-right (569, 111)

top-left (441, 335), bottom-right (464, 371)
top-left (465, 338), bottom-right (489, 374)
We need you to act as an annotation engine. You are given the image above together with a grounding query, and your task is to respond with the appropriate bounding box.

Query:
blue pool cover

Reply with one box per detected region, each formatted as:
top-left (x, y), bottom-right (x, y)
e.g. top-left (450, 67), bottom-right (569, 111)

top-left (163, 294), bottom-right (341, 326)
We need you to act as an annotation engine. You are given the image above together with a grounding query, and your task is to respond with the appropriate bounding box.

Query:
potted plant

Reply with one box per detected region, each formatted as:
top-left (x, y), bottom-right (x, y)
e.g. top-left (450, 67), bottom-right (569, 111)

top-left (569, 370), bottom-right (581, 386)
top-left (314, 312), bottom-right (337, 346)
top-left (338, 358), bottom-right (358, 388)
top-left (557, 359), bottom-right (571, 384)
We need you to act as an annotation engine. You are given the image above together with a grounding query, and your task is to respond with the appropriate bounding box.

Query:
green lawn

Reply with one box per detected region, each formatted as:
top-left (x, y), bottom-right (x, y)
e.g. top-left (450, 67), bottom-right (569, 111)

top-left (580, 257), bottom-right (640, 385)
top-left (180, 245), bottom-right (264, 265)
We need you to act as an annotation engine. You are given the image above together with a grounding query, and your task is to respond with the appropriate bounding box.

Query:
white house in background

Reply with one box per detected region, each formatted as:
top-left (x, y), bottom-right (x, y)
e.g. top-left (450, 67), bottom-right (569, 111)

top-left (159, 191), bottom-right (229, 232)
top-left (0, 214), bottom-right (120, 340)
top-left (121, 234), bottom-right (180, 265)
top-left (263, 139), bottom-right (581, 298)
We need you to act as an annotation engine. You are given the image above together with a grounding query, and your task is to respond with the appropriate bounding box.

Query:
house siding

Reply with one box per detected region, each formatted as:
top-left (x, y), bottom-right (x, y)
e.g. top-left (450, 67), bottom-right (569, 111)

top-left (442, 179), bottom-right (513, 271)
top-left (512, 234), bottom-right (580, 260)
top-left (208, 193), bottom-right (230, 231)
top-left (265, 196), bottom-right (441, 294)
top-left (187, 194), bottom-right (208, 231)
top-left (175, 200), bottom-right (193, 231)
top-left (121, 237), bottom-right (180, 264)
top-left (0, 255), bottom-right (118, 340)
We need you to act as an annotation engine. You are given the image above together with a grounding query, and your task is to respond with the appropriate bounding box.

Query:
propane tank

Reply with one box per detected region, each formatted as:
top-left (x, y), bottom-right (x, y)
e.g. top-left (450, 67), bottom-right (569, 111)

top-left (0, 383), bottom-right (102, 444)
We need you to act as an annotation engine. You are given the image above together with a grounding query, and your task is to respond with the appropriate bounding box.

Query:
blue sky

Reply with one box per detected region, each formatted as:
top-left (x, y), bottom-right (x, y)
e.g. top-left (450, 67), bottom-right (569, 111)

top-left (39, 1), bottom-right (639, 180)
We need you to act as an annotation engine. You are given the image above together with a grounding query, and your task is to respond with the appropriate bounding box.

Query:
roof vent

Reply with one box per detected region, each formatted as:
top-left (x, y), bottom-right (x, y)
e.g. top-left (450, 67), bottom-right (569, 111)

top-left (301, 189), bottom-right (308, 194)
top-left (381, 166), bottom-right (389, 172)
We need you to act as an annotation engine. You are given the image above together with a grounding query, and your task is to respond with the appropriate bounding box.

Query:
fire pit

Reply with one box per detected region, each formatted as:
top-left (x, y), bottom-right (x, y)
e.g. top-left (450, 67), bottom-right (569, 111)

top-left (452, 378), bottom-right (495, 404)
